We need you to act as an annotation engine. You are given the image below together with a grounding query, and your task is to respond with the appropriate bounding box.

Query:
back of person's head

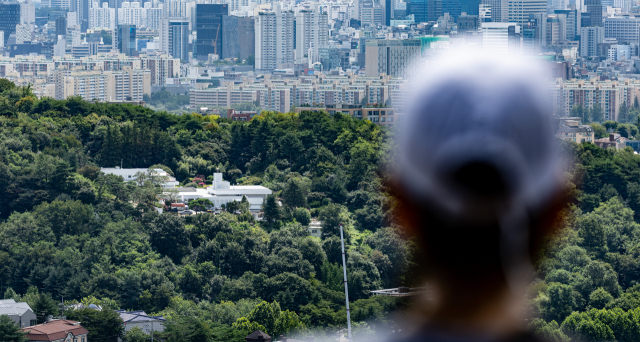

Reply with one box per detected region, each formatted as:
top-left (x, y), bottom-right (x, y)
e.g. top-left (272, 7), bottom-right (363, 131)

top-left (393, 52), bottom-right (565, 306)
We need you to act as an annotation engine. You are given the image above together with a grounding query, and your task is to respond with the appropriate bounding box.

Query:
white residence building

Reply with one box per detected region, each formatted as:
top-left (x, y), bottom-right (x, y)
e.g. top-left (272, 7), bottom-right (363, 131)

top-left (172, 173), bottom-right (272, 211)
top-left (100, 167), bottom-right (179, 187)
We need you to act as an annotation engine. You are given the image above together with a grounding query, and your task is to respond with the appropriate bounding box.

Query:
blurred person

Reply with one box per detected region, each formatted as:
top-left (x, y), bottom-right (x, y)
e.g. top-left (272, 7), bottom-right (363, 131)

top-left (391, 53), bottom-right (567, 342)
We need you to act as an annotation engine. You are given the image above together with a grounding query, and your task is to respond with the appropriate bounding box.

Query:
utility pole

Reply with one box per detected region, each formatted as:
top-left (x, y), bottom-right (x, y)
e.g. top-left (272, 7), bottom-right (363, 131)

top-left (339, 224), bottom-right (352, 340)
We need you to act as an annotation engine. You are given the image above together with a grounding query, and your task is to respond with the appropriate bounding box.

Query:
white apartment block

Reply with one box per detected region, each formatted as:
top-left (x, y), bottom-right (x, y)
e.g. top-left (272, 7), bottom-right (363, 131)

top-left (105, 69), bottom-right (151, 101)
top-left (52, 68), bottom-right (150, 102)
top-left (20, 0), bottom-right (35, 24)
top-left (295, 6), bottom-right (328, 65)
top-left (255, 5), bottom-right (295, 71)
top-left (118, 2), bottom-right (147, 27)
top-left (147, 6), bottom-right (163, 30)
top-left (89, 2), bottom-right (116, 30)
top-left (549, 79), bottom-right (640, 121)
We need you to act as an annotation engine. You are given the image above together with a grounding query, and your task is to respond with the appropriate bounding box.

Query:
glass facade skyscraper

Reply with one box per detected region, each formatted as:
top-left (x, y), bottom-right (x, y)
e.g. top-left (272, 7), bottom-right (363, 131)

top-left (195, 4), bottom-right (228, 60)
top-left (117, 24), bottom-right (136, 56)
top-left (0, 1), bottom-right (20, 46)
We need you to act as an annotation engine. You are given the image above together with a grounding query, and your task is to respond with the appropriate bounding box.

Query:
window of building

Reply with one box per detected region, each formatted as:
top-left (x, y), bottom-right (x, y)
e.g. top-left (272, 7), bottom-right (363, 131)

top-left (30, 320), bottom-right (36, 326)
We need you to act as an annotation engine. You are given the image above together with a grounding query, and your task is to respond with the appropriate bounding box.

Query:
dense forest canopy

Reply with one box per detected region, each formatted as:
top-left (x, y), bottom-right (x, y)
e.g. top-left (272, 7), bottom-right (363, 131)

top-left (0, 81), bottom-right (408, 341)
top-left (4, 79), bottom-right (640, 341)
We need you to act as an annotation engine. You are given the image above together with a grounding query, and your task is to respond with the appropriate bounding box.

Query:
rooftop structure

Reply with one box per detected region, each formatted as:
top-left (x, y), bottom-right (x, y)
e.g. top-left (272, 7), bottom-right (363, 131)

top-left (0, 299), bottom-right (37, 328)
top-left (116, 310), bottom-right (166, 334)
top-left (171, 173), bottom-right (272, 211)
top-left (21, 320), bottom-right (89, 342)
top-left (100, 167), bottom-right (179, 187)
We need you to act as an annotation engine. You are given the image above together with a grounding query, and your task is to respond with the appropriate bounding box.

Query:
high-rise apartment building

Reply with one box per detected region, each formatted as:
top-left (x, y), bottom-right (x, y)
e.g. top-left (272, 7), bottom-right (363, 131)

top-left (604, 15), bottom-right (640, 44)
top-left (295, 6), bottom-right (328, 65)
top-left (580, 26), bottom-right (603, 56)
top-left (117, 24), bottom-right (136, 55)
top-left (255, 5), bottom-right (294, 71)
top-left (508, 0), bottom-right (546, 24)
top-left (160, 17), bottom-right (189, 61)
top-left (118, 2), bottom-right (145, 27)
top-left (364, 39), bottom-right (420, 78)
top-left (20, 0), bottom-right (34, 24)
top-left (146, 4), bottom-right (162, 30)
top-left (194, 4), bottom-right (227, 60)
top-left (0, 1), bottom-right (20, 46)
top-left (89, 2), bottom-right (116, 30)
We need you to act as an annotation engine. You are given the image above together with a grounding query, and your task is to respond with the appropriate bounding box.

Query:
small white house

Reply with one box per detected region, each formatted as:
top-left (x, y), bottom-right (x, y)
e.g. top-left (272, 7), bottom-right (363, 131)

top-left (308, 220), bottom-right (323, 238)
top-left (0, 299), bottom-right (37, 328)
top-left (100, 167), bottom-right (180, 187)
top-left (169, 173), bottom-right (272, 212)
top-left (116, 310), bottom-right (165, 339)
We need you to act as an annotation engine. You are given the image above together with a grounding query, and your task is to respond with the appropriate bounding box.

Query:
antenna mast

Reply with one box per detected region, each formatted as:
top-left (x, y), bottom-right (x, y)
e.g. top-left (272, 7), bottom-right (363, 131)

top-left (340, 223), bottom-right (352, 340)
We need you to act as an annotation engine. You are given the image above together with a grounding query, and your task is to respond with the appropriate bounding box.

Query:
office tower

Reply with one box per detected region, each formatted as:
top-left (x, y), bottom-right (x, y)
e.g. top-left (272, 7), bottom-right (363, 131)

top-left (55, 15), bottom-right (67, 35)
top-left (360, 0), bottom-right (383, 27)
top-left (479, 3), bottom-right (492, 20)
top-left (89, 2), bottom-right (115, 29)
top-left (15, 23), bottom-right (30, 43)
top-left (482, 0), bottom-right (507, 21)
top-left (160, 17), bottom-right (189, 61)
top-left (194, 4), bottom-right (227, 60)
top-left (522, 14), bottom-right (542, 54)
top-left (364, 39), bottom-right (420, 77)
top-left (255, 4), bottom-right (294, 71)
top-left (20, 0), bottom-right (34, 24)
top-left (580, 26), bottom-right (603, 56)
top-left (295, 5), bottom-right (328, 64)
top-left (545, 14), bottom-right (565, 45)
top-left (584, 0), bottom-right (601, 26)
top-left (117, 24), bottom-right (135, 55)
top-left (50, 0), bottom-right (71, 9)
top-left (481, 22), bottom-right (521, 54)
top-left (408, 0), bottom-right (428, 22)
top-left (442, 0), bottom-right (462, 19)
top-left (604, 16), bottom-right (640, 43)
top-left (457, 13), bottom-right (479, 31)
top-left (428, 0), bottom-right (442, 21)
top-left (238, 16), bottom-right (254, 61)
top-left (554, 9), bottom-right (579, 40)
top-left (384, 0), bottom-right (391, 24)
top-left (461, 0), bottom-right (480, 14)
top-left (508, 0), bottom-right (546, 24)
top-left (0, 1), bottom-right (20, 46)
top-left (118, 2), bottom-right (145, 27)
top-left (221, 15), bottom-right (238, 59)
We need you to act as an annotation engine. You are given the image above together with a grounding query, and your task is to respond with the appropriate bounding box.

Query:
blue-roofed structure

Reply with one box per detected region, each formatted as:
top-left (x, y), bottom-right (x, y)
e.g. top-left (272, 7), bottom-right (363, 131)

top-left (116, 310), bottom-right (166, 335)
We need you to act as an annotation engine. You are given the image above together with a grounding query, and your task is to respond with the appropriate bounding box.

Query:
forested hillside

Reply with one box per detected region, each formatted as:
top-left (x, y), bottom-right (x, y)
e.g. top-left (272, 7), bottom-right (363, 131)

top-left (529, 140), bottom-right (640, 342)
top-left (0, 81), bottom-right (410, 341)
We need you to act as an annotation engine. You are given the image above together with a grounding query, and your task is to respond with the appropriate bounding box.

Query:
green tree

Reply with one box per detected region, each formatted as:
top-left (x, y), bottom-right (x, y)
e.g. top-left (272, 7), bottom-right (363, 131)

top-left (262, 194), bottom-right (282, 227)
top-left (282, 178), bottom-right (308, 208)
top-left (0, 315), bottom-right (28, 342)
top-left (123, 327), bottom-right (149, 342)
top-left (160, 315), bottom-right (212, 342)
top-left (590, 105), bottom-right (605, 123)
top-left (589, 287), bottom-right (614, 309)
top-left (543, 283), bottom-right (575, 323)
top-left (65, 308), bottom-right (124, 342)
top-left (148, 213), bottom-right (192, 263)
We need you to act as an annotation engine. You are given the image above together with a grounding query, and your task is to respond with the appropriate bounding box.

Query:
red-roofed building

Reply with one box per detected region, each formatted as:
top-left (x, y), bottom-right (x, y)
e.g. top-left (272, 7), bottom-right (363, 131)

top-left (22, 320), bottom-right (89, 342)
